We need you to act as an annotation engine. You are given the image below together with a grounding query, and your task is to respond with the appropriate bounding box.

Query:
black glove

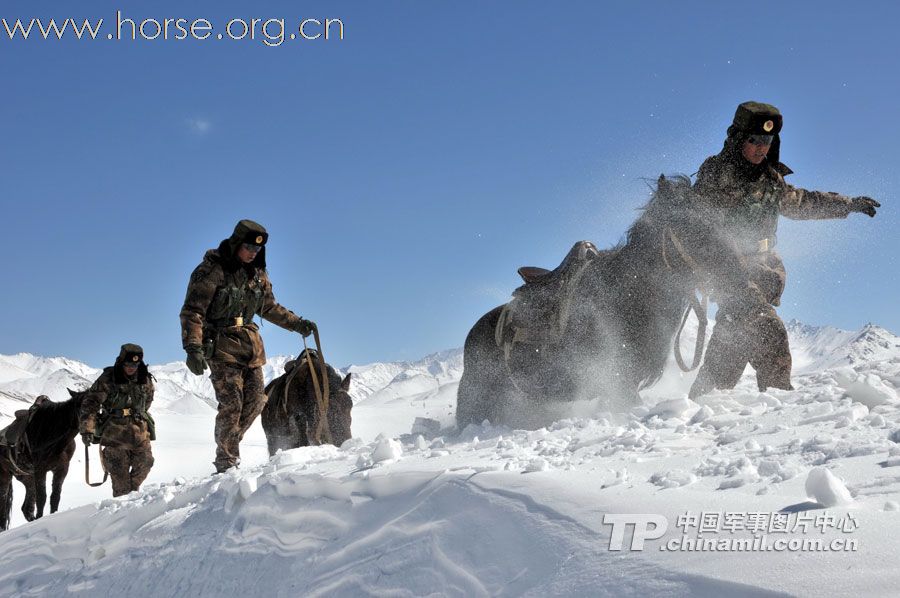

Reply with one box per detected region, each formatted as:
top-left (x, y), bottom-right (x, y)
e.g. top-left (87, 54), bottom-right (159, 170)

top-left (186, 348), bottom-right (208, 376)
top-left (295, 318), bottom-right (316, 338)
top-left (81, 432), bottom-right (93, 446)
top-left (851, 196), bottom-right (880, 217)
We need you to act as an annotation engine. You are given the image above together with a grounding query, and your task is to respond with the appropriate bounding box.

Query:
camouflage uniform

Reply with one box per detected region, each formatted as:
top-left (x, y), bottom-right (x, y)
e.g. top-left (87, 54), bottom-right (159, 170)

top-left (689, 102), bottom-right (879, 398)
top-left (80, 344), bottom-right (155, 497)
top-left (180, 220), bottom-right (311, 473)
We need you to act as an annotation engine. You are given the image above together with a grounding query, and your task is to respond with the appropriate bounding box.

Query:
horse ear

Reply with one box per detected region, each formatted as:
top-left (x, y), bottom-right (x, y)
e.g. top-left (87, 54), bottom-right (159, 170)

top-left (340, 373), bottom-right (352, 391)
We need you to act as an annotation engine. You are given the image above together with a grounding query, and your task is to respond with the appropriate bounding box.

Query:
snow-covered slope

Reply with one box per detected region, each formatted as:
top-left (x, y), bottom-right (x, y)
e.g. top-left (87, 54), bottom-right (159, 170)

top-left (1, 322), bottom-right (899, 597)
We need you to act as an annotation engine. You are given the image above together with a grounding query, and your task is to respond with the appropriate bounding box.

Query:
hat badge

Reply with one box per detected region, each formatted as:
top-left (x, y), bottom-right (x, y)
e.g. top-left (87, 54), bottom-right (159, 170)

top-left (131, 355), bottom-right (140, 362)
top-left (255, 235), bottom-right (263, 244)
top-left (763, 120), bottom-right (774, 132)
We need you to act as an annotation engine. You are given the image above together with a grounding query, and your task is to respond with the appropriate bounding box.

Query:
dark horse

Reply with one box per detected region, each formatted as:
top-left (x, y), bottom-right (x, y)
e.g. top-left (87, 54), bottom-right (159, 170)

top-left (0, 390), bottom-right (85, 531)
top-left (456, 176), bottom-right (754, 428)
top-left (261, 350), bottom-right (353, 456)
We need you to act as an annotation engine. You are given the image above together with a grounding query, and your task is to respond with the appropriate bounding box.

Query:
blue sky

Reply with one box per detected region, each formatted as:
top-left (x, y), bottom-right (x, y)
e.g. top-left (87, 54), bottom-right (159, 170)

top-left (2, 0), bottom-right (897, 368)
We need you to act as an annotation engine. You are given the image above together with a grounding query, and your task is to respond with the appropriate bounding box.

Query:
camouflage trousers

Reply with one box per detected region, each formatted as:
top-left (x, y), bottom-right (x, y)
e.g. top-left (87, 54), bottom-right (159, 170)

top-left (209, 362), bottom-right (267, 473)
top-left (690, 252), bottom-right (792, 398)
top-left (99, 419), bottom-right (154, 497)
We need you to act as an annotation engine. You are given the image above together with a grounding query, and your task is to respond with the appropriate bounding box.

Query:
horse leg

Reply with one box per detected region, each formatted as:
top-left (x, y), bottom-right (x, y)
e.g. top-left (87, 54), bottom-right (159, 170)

top-left (265, 430), bottom-right (279, 457)
top-left (17, 473), bottom-right (36, 522)
top-left (457, 307), bottom-right (519, 429)
top-left (50, 461), bottom-right (70, 514)
top-left (33, 469), bottom-right (48, 519)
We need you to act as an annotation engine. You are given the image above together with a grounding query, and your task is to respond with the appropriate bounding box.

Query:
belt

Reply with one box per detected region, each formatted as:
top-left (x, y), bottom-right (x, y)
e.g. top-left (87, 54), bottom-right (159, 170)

top-left (741, 236), bottom-right (776, 256)
top-left (108, 408), bottom-right (137, 418)
top-left (208, 316), bottom-right (252, 328)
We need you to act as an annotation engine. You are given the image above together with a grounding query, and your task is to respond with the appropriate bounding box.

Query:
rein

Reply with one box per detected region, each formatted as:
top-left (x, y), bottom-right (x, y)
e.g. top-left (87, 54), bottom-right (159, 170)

top-left (84, 442), bottom-right (108, 487)
top-left (673, 293), bottom-right (708, 372)
top-left (662, 226), bottom-right (709, 372)
top-left (303, 327), bottom-right (331, 445)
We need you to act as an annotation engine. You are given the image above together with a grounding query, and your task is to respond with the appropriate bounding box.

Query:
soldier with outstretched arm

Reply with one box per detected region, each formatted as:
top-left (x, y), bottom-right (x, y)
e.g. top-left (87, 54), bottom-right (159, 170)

top-left (180, 219), bottom-right (315, 473)
top-left (689, 101), bottom-right (880, 399)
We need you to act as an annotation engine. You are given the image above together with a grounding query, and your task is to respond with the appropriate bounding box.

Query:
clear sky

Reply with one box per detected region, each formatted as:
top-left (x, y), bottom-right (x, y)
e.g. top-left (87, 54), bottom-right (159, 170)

top-left (2, 0), bottom-right (897, 368)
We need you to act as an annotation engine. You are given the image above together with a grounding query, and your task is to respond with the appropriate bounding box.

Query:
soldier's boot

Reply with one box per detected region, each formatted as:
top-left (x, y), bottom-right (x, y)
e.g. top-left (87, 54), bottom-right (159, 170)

top-left (101, 446), bottom-right (132, 497)
top-left (129, 447), bottom-right (154, 492)
top-left (749, 312), bottom-right (793, 392)
top-left (689, 315), bottom-right (749, 399)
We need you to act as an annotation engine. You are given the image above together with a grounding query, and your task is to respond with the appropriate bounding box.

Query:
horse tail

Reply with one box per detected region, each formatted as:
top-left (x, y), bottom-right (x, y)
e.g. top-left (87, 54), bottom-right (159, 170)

top-left (1, 449), bottom-right (15, 531)
top-left (3, 480), bottom-right (11, 532)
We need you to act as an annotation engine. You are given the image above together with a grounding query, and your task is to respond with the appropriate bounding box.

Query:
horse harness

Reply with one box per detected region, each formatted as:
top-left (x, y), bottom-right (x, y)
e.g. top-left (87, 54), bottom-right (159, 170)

top-left (276, 332), bottom-right (332, 445)
top-left (660, 226), bottom-right (710, 372)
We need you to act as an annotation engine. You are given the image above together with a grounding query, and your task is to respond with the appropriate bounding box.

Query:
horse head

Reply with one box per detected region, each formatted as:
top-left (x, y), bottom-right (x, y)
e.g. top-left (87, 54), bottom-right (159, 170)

top-left (328, 373), bottom-right (353, 446)
top-left (632, 175), bottom-right (751, 298)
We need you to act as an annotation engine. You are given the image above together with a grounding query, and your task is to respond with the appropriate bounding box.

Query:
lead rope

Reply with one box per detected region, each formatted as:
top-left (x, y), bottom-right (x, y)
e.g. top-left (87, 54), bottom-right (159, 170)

top-left (84, 442), bottom-right (108, 487)
top-left (303, 327), bottom-right (331, 445)
top-left (673, 293), bottom-right (708, 372)
top-left (662, 226), bottom-right (709, 372)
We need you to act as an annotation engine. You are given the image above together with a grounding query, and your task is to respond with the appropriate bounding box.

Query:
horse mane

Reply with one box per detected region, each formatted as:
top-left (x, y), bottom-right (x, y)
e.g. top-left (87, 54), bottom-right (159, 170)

top-left (625, 175), bottom-right (695, 246)
top-left (586, 175), bottom-right (699, 390)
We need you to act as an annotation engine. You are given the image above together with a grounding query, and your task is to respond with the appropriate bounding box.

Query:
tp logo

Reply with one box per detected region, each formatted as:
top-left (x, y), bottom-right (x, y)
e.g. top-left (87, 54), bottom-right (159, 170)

top-left (603, 514), bottom-right (668, 551)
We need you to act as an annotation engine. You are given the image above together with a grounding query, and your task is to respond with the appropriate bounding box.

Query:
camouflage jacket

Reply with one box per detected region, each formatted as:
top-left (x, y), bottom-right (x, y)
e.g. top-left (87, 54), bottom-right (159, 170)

top-left (180, 248), bottom-right (303, 368)
top-left (694, 153), bottom-right (854, 254)
top-left (80, 367), bottom-right (155, 444)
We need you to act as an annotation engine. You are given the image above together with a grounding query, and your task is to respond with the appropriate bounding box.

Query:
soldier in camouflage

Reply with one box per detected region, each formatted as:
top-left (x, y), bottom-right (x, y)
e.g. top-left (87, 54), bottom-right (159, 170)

top-left (180, 219), bottom-right (315, 473)
top-left (689, 101), bottom-right (880, 399)
top-left (80, 344), bottom-right (155, 497)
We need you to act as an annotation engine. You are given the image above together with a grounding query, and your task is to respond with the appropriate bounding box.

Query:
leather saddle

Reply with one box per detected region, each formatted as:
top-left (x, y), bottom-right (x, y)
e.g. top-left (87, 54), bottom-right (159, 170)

top-left (516, 241), bottom-right (600, 286)
top-left (497, 241), bottom-right (601, 347)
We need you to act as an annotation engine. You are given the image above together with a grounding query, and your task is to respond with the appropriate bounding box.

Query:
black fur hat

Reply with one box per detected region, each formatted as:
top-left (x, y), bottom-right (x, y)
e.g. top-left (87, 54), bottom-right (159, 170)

top-left (732, 101), bottom-right (782, 135)
top-left (219, 219), bottom-right (268, 269)
top-left (117, 343), bottom-right (144, 365)
top-left (114, 343), bottom-right (149, 383)
top-left (724, 101), bottom-right (790, 174)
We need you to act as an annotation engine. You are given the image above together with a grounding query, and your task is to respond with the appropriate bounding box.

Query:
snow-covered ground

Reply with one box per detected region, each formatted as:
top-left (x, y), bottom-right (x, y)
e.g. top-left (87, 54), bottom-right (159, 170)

top-left (1, 320), bottom-right (899, 596)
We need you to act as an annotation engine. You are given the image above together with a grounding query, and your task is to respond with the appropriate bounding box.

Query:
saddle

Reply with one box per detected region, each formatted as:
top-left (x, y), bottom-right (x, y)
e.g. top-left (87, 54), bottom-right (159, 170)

top-left (516, 241), bottom-right (600, 286)
top-left (0, 410), bottom-right (31, 449)
top-left (497, 241), bottom-right (600, 347)
top-left (0, 407), bottom-right (38, 476)
top-left (283, 349), bottom-right (319, 375)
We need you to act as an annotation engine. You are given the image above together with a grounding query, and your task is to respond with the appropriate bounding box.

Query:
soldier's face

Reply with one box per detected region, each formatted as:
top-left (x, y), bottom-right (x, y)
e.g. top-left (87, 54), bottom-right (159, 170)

top-left (742, 139), bottom-right (771, 164)
top-left (123, 363), bottom-right (139, 376)
top-left (237, 244), bottom-right (261, 263)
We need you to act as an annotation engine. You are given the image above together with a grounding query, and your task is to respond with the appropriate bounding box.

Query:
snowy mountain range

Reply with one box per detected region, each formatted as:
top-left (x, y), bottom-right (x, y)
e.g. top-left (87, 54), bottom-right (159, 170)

top-left (1, 321), bottom-right (894, 421)
top-left (0, 347), bottom-right (463, 420)
top-left (786, 320), bottom-right (900, 372)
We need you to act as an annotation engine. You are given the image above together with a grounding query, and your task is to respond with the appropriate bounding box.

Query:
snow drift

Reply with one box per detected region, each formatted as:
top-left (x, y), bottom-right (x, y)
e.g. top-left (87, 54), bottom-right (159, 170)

top-left (1, 321), bottom-right (899, 596)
